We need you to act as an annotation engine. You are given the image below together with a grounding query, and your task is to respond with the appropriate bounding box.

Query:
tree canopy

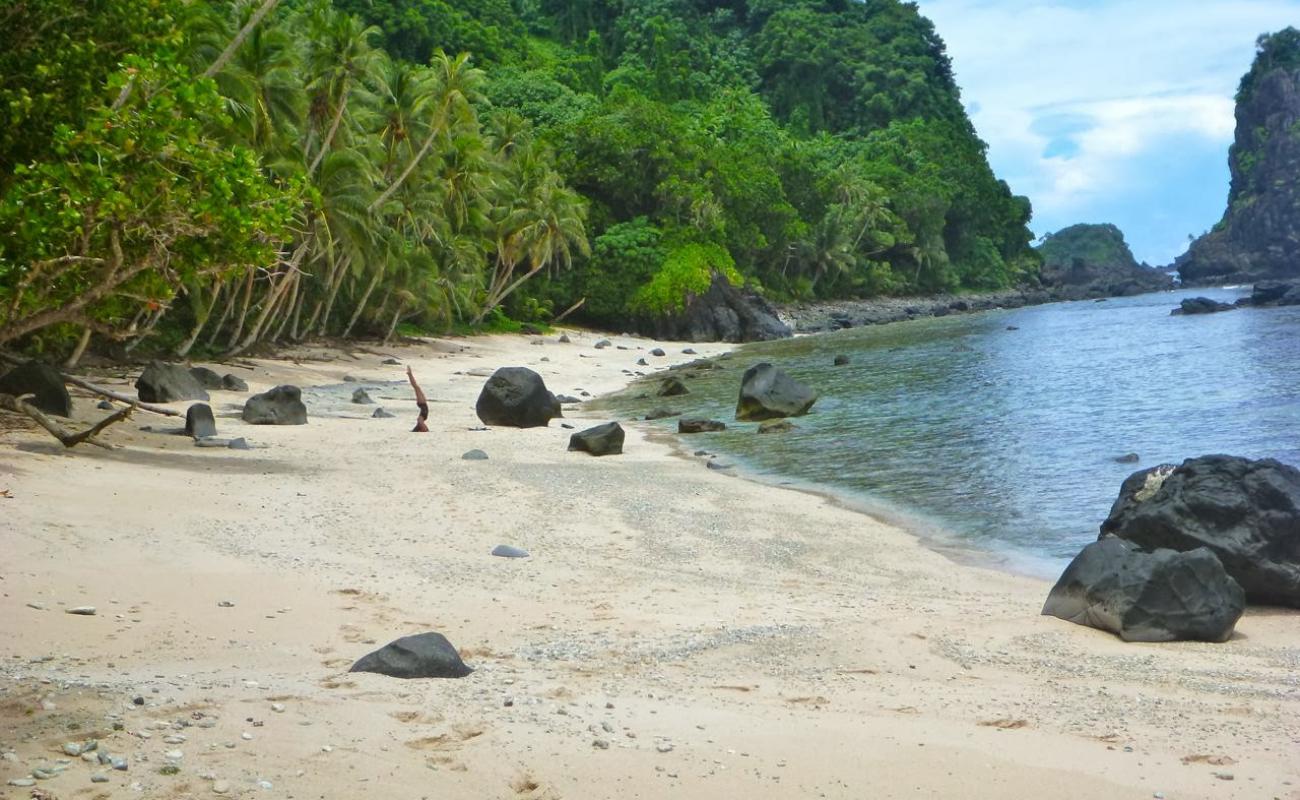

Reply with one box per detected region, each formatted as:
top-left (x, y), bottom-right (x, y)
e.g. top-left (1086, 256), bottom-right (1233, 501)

top-left (0, 0), bottom-right (1040, 357)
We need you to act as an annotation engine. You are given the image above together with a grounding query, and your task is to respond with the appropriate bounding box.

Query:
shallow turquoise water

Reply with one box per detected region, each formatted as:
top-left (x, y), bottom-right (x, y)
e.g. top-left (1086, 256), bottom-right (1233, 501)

top-left (599, 287), bottom-right (1300, 574)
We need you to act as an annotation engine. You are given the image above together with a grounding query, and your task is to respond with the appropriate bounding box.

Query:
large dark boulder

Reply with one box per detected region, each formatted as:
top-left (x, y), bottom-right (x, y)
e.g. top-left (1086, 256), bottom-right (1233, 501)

top-left (1042, 538), bottom-right (1244, 642)
top-left (735, 363), bottom-right (817, 421)
top-left (568, 422), bottom-right (624, 456)
top-left (636, 273), bottom-right (791, 343)
top-left (1100, 455), bottom-right (1300, 607)
top-left (475, 367), bottom-right (559, 428)
top-left (189, 367), bottom-right (225, 390)
top-left (241, 385), bottom-right (308, 425)
top-left (185, 403), bottom-right (217, 438)
top-left (1171, 297), bottom-right (1236, 315)
top-left (349, 632), bottom-right (472, 679)
top-left (0, 362), bottom-right (72, 417)
top-left (136, 362), bottom-right (209, 403)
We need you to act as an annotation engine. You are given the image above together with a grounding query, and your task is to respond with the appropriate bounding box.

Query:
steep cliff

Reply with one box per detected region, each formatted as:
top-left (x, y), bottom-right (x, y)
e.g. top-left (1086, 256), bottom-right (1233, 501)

top-left (1177, 29), bottom-right (1300, 284)
top-left (1037, 223), bottom-right (1173, 298)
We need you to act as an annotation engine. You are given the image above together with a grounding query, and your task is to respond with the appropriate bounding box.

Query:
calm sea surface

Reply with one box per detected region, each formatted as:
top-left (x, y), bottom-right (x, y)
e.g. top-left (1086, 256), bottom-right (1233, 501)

top-left (597, 287), bottom-right (1300, 575)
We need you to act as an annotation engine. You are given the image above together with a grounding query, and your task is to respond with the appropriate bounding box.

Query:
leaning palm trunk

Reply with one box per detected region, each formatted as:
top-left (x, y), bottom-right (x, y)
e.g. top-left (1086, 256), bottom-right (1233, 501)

top-left (473, 260), bottom-right (543, 325)
top-left (270, 272), bottom-right (300, 343)
top-left (175, 278), bottom-right (224, 358)
top-left (203, 0), bottom-right (282, 79)
top-left (225, 270), bottom-right (257, 350)
top-left (63, 327), bottom-right (93, 369)
top-left (315, 253), bottom-right (352, 336)
top-left (341, 263), bottom-right (385, 337)
top-left (307, 83), bottom-right (349, 176)
top-left (228, 242), bottom-right (308, 355)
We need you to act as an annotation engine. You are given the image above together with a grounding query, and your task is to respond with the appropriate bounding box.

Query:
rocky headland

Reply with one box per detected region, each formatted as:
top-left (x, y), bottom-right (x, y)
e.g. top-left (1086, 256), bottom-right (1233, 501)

top-left (1176, 28), bottom-right (1300, 285)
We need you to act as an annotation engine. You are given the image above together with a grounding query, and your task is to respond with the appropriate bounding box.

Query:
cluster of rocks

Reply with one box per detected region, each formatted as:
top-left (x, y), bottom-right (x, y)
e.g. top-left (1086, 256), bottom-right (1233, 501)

top-left (783, 289), bottom-right (1058, 334)
top-left (1043, 455), bottom-right (1300, 642)
top-left (1170, 280), bottom-right (1300, 316)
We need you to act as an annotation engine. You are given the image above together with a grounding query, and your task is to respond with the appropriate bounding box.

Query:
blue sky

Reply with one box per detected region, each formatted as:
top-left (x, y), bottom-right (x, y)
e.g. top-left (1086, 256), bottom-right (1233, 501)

top-left (914, 0), bottom-right (1300, 265)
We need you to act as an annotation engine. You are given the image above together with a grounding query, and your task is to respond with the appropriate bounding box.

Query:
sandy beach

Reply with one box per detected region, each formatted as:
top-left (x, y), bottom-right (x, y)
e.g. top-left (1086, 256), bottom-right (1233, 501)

top-left (1, 330), bottom-right (1297, 800)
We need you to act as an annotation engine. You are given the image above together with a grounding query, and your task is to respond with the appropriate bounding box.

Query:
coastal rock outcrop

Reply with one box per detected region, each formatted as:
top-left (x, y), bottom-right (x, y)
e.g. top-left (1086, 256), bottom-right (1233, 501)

top-left (1100, 455), bottom-right (1300, 607)
top-left (568, 422), bottom-right (624, 456)
top-left (242, 385), bottom-right (308, 425)
top-left (1176, 29), bottom-right (1300, 284)
top-left (136, 362), bottom-right (209, 403)
top-left (1171, 297), bottom-right (1236, 315)
top-left (1244, 279), bottom-right (1300, 306)
top-left (475, 367), bottom-right (559, 428)
top-left (638, 273), bottom-right (791, 343)
top-left (0, 361), bottom-right (71, 416)
top-left (1042, 538), bottom-right (1244, 642)
top-left (735, 363), bottom-right (817, 421)
top-left (349, 632), bottom-right (473, 679)
top-left (1037, 223), bottom-right (1174, 298)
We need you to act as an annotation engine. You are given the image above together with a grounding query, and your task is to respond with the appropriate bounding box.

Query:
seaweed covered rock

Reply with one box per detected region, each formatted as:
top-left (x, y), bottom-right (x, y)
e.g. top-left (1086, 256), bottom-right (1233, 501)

top-left (735, 363), bottom-right (817, 421)
top-left (350, 632), bottom-right (472, 679)
top-left (475, 367), bottom-right (559, 428)
top-left (1043, 538), bottom-right (1244, 642)
top-left (1101, 455), bottom-right (1300, 607)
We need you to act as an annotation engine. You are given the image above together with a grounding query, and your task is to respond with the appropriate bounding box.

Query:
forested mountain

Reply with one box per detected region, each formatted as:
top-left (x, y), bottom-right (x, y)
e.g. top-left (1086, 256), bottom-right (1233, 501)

top-left (0, 0), bottom-right (1037, 359)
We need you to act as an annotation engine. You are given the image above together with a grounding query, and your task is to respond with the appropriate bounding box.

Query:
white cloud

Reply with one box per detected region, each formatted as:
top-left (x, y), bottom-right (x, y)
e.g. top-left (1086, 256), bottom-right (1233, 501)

top-left (914, 0), bottom-right (1300, 258)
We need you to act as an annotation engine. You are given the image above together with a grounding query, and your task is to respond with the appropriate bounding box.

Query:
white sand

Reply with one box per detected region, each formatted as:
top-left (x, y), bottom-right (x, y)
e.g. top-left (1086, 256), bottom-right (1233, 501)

top-left (1, 329), bottom-right (1297, 799)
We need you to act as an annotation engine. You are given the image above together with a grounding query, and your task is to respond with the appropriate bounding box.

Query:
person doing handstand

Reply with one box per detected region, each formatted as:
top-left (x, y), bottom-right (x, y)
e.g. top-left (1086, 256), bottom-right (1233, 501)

top-left (406, 366), bottom-right (429, 433)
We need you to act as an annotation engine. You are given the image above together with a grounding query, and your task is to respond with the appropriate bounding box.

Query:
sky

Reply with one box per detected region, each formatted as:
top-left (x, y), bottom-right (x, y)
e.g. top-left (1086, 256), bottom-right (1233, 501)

top-left (914, 0), bottom-right (1300, 265)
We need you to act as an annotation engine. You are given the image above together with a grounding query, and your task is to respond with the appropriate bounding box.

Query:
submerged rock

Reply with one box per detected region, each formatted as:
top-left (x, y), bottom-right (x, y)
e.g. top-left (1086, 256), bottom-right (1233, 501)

top-left (350, 632), bottom-right (472, 679)
top-left (758, 419), bottom-right (795, 434)
top-left (475, 367), bottom-right (559, 428)
top-left (568, 422), bottom-right (624, 456)
top-left (1101, 455), bottom-right (1300, 607)
top-left (1043, 538), bottom-right (1244, 642)
top-left (0, 361), bottom-right (71, 417)
top-left (242, 385), bottom-right (307, 425)
top-left (678, 418), bottom-right (726, 434)
top-left (644, 408), bottom-right (679, 421)
top-left (735, 363), bottom-right (817, 421)
top-left (657, 377), bottom-right (689, 397)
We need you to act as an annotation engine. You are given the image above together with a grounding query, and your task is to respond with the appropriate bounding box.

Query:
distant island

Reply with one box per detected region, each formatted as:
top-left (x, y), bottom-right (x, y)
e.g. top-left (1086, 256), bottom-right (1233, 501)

top-left (1036, 223), bottom-right (1173, 299)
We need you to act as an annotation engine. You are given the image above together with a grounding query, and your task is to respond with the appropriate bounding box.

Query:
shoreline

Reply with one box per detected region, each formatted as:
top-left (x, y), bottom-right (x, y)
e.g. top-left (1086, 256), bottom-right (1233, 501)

top-left (3, 329), bottom-right (1299, 799)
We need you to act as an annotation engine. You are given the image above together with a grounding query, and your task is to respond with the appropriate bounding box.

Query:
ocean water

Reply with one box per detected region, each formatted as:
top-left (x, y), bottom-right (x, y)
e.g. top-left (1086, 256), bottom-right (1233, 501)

top-left (598, 287), bottom-right (1300, 575)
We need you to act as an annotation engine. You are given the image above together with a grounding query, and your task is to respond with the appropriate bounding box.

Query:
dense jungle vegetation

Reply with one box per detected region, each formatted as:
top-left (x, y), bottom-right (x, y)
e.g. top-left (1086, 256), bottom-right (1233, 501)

top-left (0, 0), bottom-right (1039, 360)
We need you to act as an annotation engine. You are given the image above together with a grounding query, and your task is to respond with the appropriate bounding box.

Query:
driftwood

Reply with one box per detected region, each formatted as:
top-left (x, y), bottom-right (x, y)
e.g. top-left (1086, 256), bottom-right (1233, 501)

top-left (554, 297), bottom-right (585, 324)
top-left (0, 393), bottom-right (134, 449)
top-left (60, 373), bottom-right (182, 417)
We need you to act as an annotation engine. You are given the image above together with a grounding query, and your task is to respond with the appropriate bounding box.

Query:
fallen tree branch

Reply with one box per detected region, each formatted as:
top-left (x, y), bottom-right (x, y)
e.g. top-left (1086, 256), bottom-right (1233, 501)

top-left (0, 393), bottom-right (134, 449)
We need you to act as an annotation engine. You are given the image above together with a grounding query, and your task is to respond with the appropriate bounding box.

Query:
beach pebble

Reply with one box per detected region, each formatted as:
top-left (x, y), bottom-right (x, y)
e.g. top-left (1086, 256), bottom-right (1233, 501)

top-left (229, 437), bottom-right (250, 450)
top-left (271, 703), bottom-right (285, 713)
top-left (1214, 772), bottom-right (1234, 781)
top-left (491, 544), bottom-right (529, 559)
top-left (8, 778), bottom-right (36, 787)
top-left (63, 742), bottom-right (83, 756)
top-left (97, 400), bottom-right (115, 410)
top-left (111, 756), bottom-right (128, 771)
top-left (382, 358), bottom-right (402, 365)
top-left (165, 749), bottom-right (183, 761)
top-left (66, 606), bottom-right (97, 615)
top-left (592, 739), bottom-right (610, 750)
top-left (656, 742), bottom-right (674, 753)
top-left (462, 449), bottom-right (489, 461)
top-left (258, 779), bottom-right (274, 789)
top-left (242, 732), bottom-right (253, 741)
top-left (213, 779), bottom-right (231, 794)
top-left (217, 600), bottom-right (235, 608)
top-left (26, 602), bottom-right (45, 610)
top-left (372, 408), bottom-right (395, 418)
top-left (351, 388), bottom-right (374, 404)
top-left (650, 348), bottom-right (666, 357)
top-left (92, 774), bottom-right (110, 783)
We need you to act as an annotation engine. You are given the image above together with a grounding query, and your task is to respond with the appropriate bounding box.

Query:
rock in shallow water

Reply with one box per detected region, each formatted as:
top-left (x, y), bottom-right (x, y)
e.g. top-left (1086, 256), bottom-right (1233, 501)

top-left (1043, 538), bottom-right (1244, 642)
top-left (735, 363), bottom-right (817, 421)
top-left (678, 418), bottom-right (725, 434)
top-left (350, 632), bottom-right (472, 679)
